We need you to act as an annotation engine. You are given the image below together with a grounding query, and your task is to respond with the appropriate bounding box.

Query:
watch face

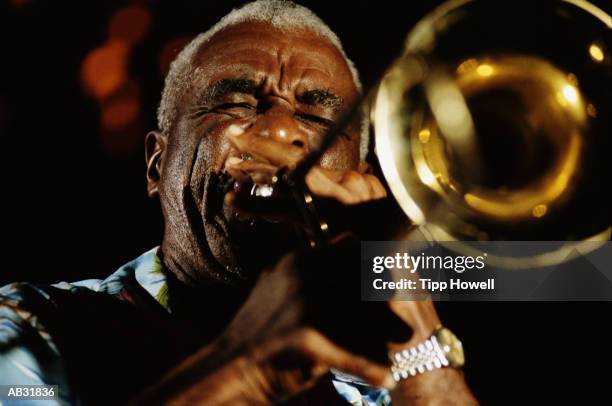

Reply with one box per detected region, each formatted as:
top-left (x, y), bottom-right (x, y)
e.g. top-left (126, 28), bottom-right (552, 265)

top-left (436, 327), bottom-right (465, 368)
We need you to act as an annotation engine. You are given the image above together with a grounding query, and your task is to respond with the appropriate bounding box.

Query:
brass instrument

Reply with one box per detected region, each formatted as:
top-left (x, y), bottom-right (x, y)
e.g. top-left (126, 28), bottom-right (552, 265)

top-left (258, 0), bottom-right (612, 268)
top-left (370, 0), bottom-right (612, 267)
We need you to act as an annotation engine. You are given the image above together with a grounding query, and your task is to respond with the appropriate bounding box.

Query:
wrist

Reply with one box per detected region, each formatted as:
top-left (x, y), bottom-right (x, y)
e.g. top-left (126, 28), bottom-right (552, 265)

top-left (388, 300), bottom-right (441, 348)
top-left (391, 368), bottom-right (478, 406)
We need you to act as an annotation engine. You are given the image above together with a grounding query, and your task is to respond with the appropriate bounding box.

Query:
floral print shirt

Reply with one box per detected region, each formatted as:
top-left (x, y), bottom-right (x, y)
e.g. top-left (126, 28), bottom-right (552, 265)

top-left (0, 248), bottom-right (390, 406)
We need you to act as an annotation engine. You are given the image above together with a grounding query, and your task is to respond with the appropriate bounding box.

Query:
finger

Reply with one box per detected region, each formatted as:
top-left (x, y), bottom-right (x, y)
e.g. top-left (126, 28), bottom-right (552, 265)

top-left (305, 167), bottom-right (358, 204)
top-left (339, 171), bottom-right (372, 202)
top-left (228, 132), bottom-right (304, 168)
top-left (292, 328), bottom-right (395, 390)
top-left (308, 168), bottom-right (387, 204)
top-left (364, 174), bottom-right (388, 199)
top-left (311, 166), bottom-right (345, 183)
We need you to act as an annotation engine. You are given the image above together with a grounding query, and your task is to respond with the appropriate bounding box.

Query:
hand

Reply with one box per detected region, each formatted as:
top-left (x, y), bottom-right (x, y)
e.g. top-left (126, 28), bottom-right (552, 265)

top-left (217, 237), bottom-right (411, 403)
top-left (135, 327), bottom-right (394, 406)
top-left (134, 237), bottom-right (409, 405)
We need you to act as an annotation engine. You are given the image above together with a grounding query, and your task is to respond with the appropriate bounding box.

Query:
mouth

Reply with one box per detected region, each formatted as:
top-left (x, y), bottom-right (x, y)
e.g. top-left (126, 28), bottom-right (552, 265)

top-left (212, 168), bottom-right (278, 227)
top-left (220, 153), bottom-right (295, 223)
top-left (209, 167), bottom-right (302, 273)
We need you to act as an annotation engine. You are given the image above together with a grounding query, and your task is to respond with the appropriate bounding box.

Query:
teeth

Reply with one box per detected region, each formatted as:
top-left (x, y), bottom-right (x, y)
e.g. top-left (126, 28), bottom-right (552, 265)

top-left (251, 184), bottom-right (274, 197)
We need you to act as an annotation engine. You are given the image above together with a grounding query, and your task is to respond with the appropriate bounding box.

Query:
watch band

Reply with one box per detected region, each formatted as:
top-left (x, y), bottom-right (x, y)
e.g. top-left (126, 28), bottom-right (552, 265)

top-left (391, 334), bottom-right (450, 381)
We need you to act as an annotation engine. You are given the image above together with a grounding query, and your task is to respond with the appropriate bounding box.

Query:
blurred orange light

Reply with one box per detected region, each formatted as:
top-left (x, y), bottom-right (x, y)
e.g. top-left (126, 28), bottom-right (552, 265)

top-left (101, 89), bottom-right (140, 130)
top-left (81, 40), bottom-right (129, 100)
top-left (108, 5), bottom-right (151, 45)
top-left (158, 36), bottom-right (193, 77)
top-left (99, 82), bottom-right (142, 156)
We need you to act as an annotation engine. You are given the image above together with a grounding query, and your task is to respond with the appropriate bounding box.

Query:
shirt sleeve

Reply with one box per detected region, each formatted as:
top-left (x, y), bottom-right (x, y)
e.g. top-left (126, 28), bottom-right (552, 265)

top-left (0, 283), bottom-right (74, 405)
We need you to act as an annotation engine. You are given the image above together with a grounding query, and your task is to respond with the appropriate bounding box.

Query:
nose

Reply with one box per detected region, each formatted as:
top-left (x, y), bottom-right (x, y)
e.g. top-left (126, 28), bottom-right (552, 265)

top-left (251, 106), bottom-right (309, 150)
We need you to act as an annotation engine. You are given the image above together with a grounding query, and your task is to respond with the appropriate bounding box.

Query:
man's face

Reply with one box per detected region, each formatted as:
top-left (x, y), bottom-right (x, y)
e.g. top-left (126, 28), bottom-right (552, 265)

top-left (153, 21), bottom-right (361, 285)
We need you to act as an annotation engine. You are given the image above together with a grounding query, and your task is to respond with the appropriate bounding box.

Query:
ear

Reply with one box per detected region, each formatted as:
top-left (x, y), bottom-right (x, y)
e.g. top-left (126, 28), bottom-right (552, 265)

top-left (358, 162), bottom-right (373, 174)
top-left (145, 131), bottom-right (167, 198)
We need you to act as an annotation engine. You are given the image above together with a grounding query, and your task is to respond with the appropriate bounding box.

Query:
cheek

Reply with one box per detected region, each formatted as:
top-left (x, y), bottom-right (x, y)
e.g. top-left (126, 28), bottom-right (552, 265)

top-left (200, 119), bottom-right (236, 174)
top-left (185, 117), bottom-right (243, 170)
top-left (160, 117), bottom-right (238, 200)
top-left (318, 132), bottom-right (361, 171)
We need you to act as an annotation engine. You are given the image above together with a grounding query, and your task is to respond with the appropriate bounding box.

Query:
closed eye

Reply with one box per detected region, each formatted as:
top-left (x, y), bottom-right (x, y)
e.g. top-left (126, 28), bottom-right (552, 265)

top-left (190, 102), bottom-right (256, 119)
top-left (295, 113), bottom-right (334, 128)
top-left (295, 113), bottom-right (351, 140)
top-left (215, 102), bottom-right (256, 113)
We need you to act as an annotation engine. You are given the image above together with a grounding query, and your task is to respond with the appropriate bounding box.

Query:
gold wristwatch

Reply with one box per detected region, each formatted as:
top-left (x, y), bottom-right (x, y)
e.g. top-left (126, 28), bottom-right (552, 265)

top-left (391, 326), bottom-right (464, 381)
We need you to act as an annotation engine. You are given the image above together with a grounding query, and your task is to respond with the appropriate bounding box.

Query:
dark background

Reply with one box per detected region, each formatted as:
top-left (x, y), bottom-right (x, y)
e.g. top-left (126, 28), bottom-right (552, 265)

top-left (1, 0), bottom-right (611, 404)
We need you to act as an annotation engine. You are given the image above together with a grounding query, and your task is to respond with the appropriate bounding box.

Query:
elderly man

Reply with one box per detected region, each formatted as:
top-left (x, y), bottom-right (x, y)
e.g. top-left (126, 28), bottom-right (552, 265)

top-left (0, 1), bottom-right (476, 404)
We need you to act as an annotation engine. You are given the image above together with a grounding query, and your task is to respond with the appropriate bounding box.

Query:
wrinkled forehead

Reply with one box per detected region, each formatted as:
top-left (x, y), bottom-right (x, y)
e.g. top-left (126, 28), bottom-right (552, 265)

top-left (188, 21), bottom-right (359, 99)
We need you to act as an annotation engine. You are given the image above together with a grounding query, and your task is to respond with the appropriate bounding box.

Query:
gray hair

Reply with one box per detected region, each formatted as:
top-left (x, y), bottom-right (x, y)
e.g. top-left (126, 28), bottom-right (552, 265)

top-left (157, 0), bottom-right (369, 161)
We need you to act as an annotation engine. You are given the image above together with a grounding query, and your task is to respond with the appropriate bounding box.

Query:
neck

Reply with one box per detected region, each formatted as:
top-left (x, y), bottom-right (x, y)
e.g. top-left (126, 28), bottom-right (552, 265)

top-left (159, 245), bottom-right (253, 343)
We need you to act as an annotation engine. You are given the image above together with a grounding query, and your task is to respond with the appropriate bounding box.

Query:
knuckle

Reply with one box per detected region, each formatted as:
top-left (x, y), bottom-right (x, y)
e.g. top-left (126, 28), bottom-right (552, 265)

top-left (295, 327), bottom-right (319, 346)
top-left (365, 175), bottom-right (387, 197)
top-left (364, 174), bottom-right (380, 185)
top-left (340, 193), bottom-right (360, 205)
top-left (343, 171), bottom-right (363, 185)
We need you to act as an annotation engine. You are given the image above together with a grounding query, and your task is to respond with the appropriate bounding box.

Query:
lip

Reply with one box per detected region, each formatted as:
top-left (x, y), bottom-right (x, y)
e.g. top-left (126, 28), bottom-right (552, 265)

top-left (225, 154), bottom-right (255, 167)
top-left (223, 154), bottom-right (275, 195)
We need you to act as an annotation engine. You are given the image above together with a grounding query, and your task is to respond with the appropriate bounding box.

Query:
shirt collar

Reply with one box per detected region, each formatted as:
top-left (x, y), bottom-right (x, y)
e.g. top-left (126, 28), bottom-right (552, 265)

top-left (108, 246), bottom-right (170, 311)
